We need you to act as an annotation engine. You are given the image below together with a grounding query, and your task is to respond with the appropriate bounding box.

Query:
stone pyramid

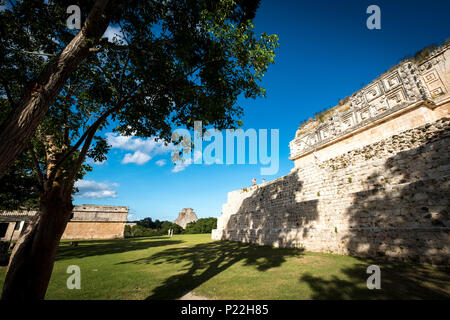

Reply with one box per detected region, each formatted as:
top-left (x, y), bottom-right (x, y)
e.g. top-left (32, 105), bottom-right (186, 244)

top-left (174, 208), bottom-right (198, 229)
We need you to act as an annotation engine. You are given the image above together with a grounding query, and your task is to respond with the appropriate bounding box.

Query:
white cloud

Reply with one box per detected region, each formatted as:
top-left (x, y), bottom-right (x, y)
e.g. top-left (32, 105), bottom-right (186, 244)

top-left (74, 180), bottom-right (119, 199)
top-left (107, 133), bottom-right (173, 154)
top-left (155, 159), bottom-right (167, 167)
top-left (122, 151), bottom-right (151, 165)
top-left (106, 133), bottom-right (173, 166)
top-left (106, 132), bottom-right (202, 173)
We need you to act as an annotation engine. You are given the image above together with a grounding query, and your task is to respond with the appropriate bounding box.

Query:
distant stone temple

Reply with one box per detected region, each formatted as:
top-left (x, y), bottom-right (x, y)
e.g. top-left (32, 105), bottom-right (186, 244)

top-left (213, 43), bottom-right (450, 264)
top-left (174, 208), bottom-right (198, 229)
top-left (0, 205), bottom-right (129, 241)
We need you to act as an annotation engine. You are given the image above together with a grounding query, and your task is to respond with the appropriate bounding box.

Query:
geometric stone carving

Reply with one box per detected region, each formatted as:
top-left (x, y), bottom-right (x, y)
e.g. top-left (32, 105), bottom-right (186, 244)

top-left (423, 70), bottom-right (438, 83)
top-left (365, 82), bottom-right (383, 102)
top-left (289, 42), bottom-right (450, 160)
top-left (340, 112), bottom-right (355, 131)
top-left (382, 71), bottom-right (402, 92)
top-left (358, 105), bottom-right (372, 121)
top-left (430, 87), bottom-right (445, 98)
top-left (319, 125), bottom-right (331, 140)
top-left (386, 88), bottom-right (407, 108)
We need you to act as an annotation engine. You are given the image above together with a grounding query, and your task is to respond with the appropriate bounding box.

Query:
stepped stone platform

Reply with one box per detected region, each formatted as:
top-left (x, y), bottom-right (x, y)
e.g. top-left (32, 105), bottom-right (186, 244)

top-left (213, 43), bottom-right (450, 264)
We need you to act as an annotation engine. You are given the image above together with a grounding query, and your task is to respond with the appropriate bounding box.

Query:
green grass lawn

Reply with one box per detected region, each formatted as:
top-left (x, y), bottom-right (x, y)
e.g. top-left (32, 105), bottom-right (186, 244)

top-left (0, 234), bottom-right (449, 299)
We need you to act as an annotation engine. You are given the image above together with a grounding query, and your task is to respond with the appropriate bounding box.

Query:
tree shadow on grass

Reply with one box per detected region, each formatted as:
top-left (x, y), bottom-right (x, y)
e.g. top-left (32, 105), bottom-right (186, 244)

top-left (116, 240), bottom-right (303, 300)
top-left (300, 258), bottom-right (450, 299)
top-left (55, 237), bottom-right (183, 261)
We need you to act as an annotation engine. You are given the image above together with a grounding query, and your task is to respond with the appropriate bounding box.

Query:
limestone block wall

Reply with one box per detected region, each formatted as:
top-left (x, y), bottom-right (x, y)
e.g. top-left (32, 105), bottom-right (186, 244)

top-left (62, 205), bottom-right (128, 239)
top-left (0, 205), bottom-right (129, 240)
top-left (62, 222), bottom-right (126, 240)
top-left (69, 205), bottom-right (128, 222)
top-left (213, 118), bottom-right (450, 264)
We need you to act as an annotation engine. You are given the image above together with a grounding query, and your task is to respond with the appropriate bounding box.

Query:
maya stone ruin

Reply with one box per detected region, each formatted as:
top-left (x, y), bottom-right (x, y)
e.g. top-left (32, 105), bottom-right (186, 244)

top-left (1, 205), bottom-right (129, 241)
top-left (212, 43), bottom-right (450, 264)
top-left (174, 208), bottom-right (199, 229)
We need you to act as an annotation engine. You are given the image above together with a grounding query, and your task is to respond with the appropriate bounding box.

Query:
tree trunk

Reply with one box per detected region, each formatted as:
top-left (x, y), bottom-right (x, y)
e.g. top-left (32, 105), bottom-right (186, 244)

top-left (0, 0), bottom-right (111, 178)
top-left (1, 192), bottom-right (73, 300)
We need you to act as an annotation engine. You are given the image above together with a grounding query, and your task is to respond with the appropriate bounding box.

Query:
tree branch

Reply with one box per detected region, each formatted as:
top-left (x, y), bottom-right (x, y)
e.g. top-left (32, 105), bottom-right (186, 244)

top-left (64, 102), bottom-right (124, 195)
top-left (22, 51), bottom-right (56, 57)
top-left (65, 122), bottom-right (99, 194)
top-left (27, 143), bottom-right (44, 191)
top-left (62, 81), bottom-right (72, 147)
top-left (0, 0), bottom-right (113, 178)
top-left (48, 101), bottom-right (126, 184)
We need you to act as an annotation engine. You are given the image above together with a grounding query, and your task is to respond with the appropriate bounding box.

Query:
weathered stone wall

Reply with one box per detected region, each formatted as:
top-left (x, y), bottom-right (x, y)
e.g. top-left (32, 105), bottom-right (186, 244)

top-left (174, 208), bottom-right (198, 229)
top-left (213, 44), bottom-right (450, 264)
top-left (62, 222), bottom-right (126, 240)
top-left (0, 205), bottom-right (128, 240)
top-left (213, 118), bottom-right (450, 264)
top-left (293, 101), bottom-right (450, 168)
top-left (61, 205), bottom-right (128, 239)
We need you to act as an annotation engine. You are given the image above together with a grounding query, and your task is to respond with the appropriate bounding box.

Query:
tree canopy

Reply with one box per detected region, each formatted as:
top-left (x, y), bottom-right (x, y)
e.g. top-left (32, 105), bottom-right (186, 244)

top-left (0, 0), bottom-right (279, 211)
top-left (0, 0), bottom-right (278, 177)
top-left (185, 218), bottom-right (217, 234)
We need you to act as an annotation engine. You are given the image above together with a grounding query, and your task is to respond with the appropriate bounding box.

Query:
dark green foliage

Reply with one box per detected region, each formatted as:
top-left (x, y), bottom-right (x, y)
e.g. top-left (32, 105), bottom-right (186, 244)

top-left (136, 217), bottom-right (163, 229)
top-left (124, 225), bottom-right (159, 238)
top-left (184, 218), bottom-right (217, 234)
top-left (0, 153), bottom-right (39, 211)
top-left (0, 0), bottom-right (279, 212)
top-left (124, 220), bottom-right (183, 238)
top-left (1, 0), bottom-right (278, 142)
top-left (0, 0), bottom-right (279, 300)
top-left (160, 221), bottom-right (183, 235)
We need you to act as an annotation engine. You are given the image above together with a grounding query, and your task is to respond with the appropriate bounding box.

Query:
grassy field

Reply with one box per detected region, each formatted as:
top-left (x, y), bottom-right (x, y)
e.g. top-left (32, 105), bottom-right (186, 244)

top-left (0, 234), bottom-right (449, 299)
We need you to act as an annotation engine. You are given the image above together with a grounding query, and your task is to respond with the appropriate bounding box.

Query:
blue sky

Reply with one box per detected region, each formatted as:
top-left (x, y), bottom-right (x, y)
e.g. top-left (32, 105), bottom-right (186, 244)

top-left (74, 0), bottom-right (450, 222)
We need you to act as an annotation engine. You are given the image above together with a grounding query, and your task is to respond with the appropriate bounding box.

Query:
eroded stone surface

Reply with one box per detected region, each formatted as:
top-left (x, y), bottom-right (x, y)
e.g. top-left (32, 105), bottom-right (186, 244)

top-left (174, 208), bottom-right (198, 229)
top-left (0, 205), bottom-right (129, 240)
top-left (213, 44), bottom-right (450, 264)
top-left (213, 118), bottom-right (450, 264)
top-left (289, 43), bottom-right (450, 166)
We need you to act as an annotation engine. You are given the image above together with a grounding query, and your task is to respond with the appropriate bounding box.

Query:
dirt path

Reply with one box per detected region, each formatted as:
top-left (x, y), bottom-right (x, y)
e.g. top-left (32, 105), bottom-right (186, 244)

top-left (179, 292), bottom-right (211, 300)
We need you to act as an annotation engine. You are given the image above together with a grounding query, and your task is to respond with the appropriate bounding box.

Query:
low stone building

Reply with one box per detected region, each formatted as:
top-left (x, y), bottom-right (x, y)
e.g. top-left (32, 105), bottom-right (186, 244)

top-left (0, 205), bottom-right (129, 241)
top-left (212, 43), bottom-right (450, 264)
